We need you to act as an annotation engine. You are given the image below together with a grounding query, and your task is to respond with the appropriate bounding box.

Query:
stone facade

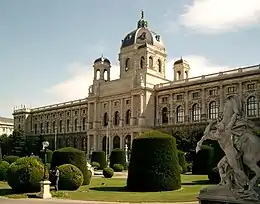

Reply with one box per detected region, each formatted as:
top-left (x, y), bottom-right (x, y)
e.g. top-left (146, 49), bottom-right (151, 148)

top-left (0, 116), bottom-right (14, 136)
top-left (12, 12), bottom-right (260, 155)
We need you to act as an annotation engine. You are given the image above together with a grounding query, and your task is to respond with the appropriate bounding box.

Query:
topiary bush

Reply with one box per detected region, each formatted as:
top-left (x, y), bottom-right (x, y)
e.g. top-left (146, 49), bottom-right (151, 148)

top-left (127, 130), bottom-right (181, 192)
top-left (7, 156), bottom-right (44, 193)
top-left (177, 150), bottom-right (188, 174)
top-left (0, 161), bottom-right (10, 181)
top-left (109, 149), bottom-right (126, 169)
top-left (103, 167), bottom-right (114, 178)
top-left (39, 149), bottom-right (53, 163)
top-left (91, 151), bottom-right (107, 170)
top-left (58, 164), bottom-right (83, 190)
top-left (4, 155), bottom-right (20, 164)
top-left (83, 169), bottom-right (92, 185)
top-left (192, 145), bottom-right (214, 175)
top-left (113, 164), bottom-right (124, 172)
top-left (51, 147), bottom-right (90, 185)
top-left (91, 161), bottom-right (100, 169)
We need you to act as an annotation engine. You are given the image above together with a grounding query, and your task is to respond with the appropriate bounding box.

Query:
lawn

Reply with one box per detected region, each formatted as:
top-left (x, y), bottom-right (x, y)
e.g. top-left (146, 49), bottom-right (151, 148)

top-left (0, 174), bottom-right (212, 202)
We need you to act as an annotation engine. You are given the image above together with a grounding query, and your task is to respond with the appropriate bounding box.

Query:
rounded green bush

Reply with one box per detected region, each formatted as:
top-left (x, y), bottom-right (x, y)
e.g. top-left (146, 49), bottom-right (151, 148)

top-left (109, 149), bottom-right (126, 169)
top-left (192, 145), bottom-right (214, 175)
top-left (127, 130), bottom-right (181, 192)
top-left (82, 169), bottom-right (92, 185)
top-left (91, 151), bottom-right (107, 170)
top-left (58, 164), bottom-right (83, 190)
top-left (0, 161), bottom-right (10, 181)
top-left (51, 147), bottom-right (90, 185)
top-left (103, 167), bottom-right (114, 178)
top-left (7, 156), bottom-right (44, 193)
top-left (4, 155), bottom-right (20, 164)
top-left (177, 150), bottom-right (188, 173)
top-left (113, 164), bottom-right (124, 172)
top-left (39, 149), bottom-right (53, 163)
top-left (91, 161), bottom-right (100, 169)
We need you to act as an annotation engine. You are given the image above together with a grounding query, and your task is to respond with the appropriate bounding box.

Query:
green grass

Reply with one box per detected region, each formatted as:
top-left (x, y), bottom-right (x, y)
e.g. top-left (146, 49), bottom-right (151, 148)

top-left (0, 174), bottom-right (212, 202)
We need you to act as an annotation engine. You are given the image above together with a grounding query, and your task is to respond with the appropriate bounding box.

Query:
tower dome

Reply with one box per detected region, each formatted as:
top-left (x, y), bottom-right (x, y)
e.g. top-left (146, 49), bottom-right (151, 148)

top-left (94, 55), bottom-right (110, 64)
top-left (121, 11), bottom-right (164, 49)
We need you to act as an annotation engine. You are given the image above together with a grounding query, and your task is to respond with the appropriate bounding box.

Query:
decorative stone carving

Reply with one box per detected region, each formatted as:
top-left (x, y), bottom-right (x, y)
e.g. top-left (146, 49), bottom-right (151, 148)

top-left (196, 96), bottom-right (260, 203)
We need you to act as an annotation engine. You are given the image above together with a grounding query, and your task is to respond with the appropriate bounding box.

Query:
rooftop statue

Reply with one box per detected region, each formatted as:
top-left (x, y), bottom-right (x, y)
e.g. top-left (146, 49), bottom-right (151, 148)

top-left (196, 96), bottom-right (260, 202)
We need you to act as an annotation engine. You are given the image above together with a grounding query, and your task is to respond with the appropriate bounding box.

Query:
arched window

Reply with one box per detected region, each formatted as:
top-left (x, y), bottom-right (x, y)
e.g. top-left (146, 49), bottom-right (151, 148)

top-left (113, 136), bottom-right (120, 149)
top-left (34, 124), bottom-right (37, 134)
top-left (104, 69), bottom-right (108, 81)
top-left (149, 56), bottom-right (153, 68)
top-left (140, 56), bottom-right (145, 69)
top-left (40, 123), bottom-right (43, 133)
top-left (66, 119), bottom-right (70, 132)
top-left (124, 135), bottom-right (131, 150)
top-left (114, 111), bottom-right (120, 126)
top-left (162, 107), bottom-right (168, 124)
top-left (103, 112), bottom-right (108, 126)
top-left (46, 122), bottom-right (49, 133)
top-left (74, 119), bottom-right (78, 131)
top-left (192, 103), bottom-right (201, 122)
top-left (82, 137), bottom-right (86, 150)
top-left (18, 124), bottom-right (21, 130)
top-left (177, 71), bottom-right (181, 80)
top-left (96, 69), bottom-right (100, 80)
top-left (176, 106), bottom-right (184, 123)
top-left (82, 118), bottom-right (86, 130)
top-left (59, 120), bottom-right (62, 132)
top-left (125, 109), bottom-right (131, 125)
top-left (125, 58), bottom-right (130, 71)
top-left (58, 138), bottom-right (62, 149)
top-left (52, 121), bottom-right (56, 133)
top-left (102, 136), bottom-right (109, 153)
top-left (158, 59), bottom-right (162, 72)
top-left (209, 101), bottom-right (218, 119)
top-left (66, 138), bottom-right (70, 146)
top-left (247, 96), bottom-right (257, 117)
top-left (74, 138), bottom-right (78, 148)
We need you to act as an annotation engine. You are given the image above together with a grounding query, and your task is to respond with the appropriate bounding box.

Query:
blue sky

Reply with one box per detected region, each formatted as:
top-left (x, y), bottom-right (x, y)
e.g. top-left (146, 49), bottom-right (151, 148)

top-left (1, 0), bottom-right (260, 118)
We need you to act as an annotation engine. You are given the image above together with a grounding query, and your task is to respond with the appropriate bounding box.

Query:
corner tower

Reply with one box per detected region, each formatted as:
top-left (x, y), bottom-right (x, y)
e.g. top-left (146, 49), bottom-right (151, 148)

top-left (173, 58), bottom-right (190, 81)
top-left (118, 11), bottom-right (167, 80)
top-left (93, 56), bottom-right (111, 82)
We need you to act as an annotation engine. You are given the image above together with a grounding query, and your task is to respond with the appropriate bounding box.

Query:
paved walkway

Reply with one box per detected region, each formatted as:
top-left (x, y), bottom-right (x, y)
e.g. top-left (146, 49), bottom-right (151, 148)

top-left (0, 197), bottom-right (198, 204)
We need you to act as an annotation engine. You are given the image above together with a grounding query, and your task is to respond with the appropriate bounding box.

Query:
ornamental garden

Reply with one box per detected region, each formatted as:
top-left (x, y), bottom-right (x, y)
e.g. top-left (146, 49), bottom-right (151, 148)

top-left (1, 129), bottom-right (258, 202)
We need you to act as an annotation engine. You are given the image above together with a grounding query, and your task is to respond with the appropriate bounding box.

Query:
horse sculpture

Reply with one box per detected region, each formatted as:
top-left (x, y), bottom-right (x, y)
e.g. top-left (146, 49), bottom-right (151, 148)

top-left (196, 96), bottom-right (260, 200)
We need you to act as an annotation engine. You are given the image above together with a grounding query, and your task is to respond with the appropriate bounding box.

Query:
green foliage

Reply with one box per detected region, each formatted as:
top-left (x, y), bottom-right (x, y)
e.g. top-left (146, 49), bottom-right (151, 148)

top-left (51, 147), bottom-right (89, 185)
top-left (0, 146), bottom-right (2, 162)
top-left (91, 161), bottom-right (100, 169)
top-left (0, 134), bottom-right (12, 156)
top-left (82, 169), bottom-right (92, 185)
top-left (192, 145), bottom-right (214, 175)
top-left (177, 150), bottom-right (188, 173)
top-left (3, 155), bottom-right (20, 164)
top-left (7, 156), bottom-right (44, 193)
top-left (127, 130), bottom-right (181, 192)
top-left (0, 161), bottom-right (10, 181)
top-left (91, 151), bottom-right (107, 169)
top-left (103, 167), bottom-right (114, 178)
top-left (109, 148), bottom-right (126, 169)
top-left (39, 149), bottom-right (53, 163)
top-left (10, 130), bottom-right (26, 157)
top-left (58, 164), bottom-right (83, 190)
top-left (113, 164), bottom-right (124, 172)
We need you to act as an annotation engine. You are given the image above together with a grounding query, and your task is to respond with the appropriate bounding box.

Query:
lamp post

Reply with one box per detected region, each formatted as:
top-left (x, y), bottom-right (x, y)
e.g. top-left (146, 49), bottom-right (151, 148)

top-left (42, 140), bottom-right (49, 180)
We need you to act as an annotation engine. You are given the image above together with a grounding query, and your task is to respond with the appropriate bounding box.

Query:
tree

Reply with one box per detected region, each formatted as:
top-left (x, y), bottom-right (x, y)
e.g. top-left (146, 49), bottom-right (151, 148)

top-left (10, 130), bottom-right (26, 157)
top-left (0, 134), bottom-right (12, 156)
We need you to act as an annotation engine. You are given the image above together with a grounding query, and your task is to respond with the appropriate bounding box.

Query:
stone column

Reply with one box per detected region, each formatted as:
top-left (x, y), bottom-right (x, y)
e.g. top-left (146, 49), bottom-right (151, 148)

top-left (87, 103), bottom-right (91, 129)
top-left (130, 95), bottom-right (135, 126)
top-left (87, 135), bottom-right (90, 155)
top-left (156, 94), bottom-right (160, 125)
top-left (170, 93), bottom-right (173, 124)
top-left (219, 85), bottom-right (224, 113)
top-left (201, 88), bottom-right (207, 121)
top-left (184, 91), bottom-right (189, 122)
top-left (93, 134), bottom-right (97, 151)
top-left (138, 92), bottom-right (145, 126)
top-left (109, 100), bottom-right (112, 128)
top-left (120, 98), bottom-right (124, 127)
top-left (93, 102), bottom-right (97, 129)
top-left (238, 82), bottom-right (243, 108)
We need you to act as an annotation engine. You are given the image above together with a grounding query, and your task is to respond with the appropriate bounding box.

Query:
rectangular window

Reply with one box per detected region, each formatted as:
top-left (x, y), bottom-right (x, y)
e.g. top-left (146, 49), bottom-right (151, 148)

top-left (209, 89), bottom-right (217, 96)
top-left (228, 86), bottom-right (235, 93)
top-left (126, 100), bottom-right (130, 105)
top-left (247, 84), bottom-right (255, 90)
top-left (177, 95), bottom-right (183, 101)
top-left (192, 92), bottom-right (199, 99)
top-left (162, 97), bottom-right (168, 103)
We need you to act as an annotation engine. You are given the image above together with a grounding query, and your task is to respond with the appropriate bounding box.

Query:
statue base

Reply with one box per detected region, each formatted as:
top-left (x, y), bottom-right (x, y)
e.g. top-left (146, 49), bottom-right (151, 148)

top-left (198, 186), bottom-right (260, 204)
top-left (38, 180), bottom-right (52, 199)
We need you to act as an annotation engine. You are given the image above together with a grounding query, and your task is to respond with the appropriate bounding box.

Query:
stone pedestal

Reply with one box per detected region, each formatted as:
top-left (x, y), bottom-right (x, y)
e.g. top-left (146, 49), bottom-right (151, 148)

top-left (38, 180), bottom-right (52, 199)
top-left (198, 186), bottom-right (260, 204)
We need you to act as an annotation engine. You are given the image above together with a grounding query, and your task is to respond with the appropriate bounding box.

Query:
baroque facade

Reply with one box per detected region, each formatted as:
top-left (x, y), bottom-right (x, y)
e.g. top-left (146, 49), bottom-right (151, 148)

top-left (0, 116), bottom-right (14, 136)
top-left (13, 12), bottom-right (260, 155)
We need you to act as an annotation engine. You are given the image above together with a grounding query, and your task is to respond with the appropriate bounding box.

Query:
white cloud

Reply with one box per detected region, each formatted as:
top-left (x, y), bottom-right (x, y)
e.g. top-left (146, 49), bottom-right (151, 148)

top-left (166, 55), bottom-right (229, 80)
top-left (44, 61), bottom-right (120, 102)
top-left (179, 0), bottom-right (260, 33)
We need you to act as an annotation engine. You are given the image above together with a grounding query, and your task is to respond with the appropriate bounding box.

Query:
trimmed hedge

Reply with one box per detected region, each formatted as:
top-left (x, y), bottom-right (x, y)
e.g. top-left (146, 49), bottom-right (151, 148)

top-left (51, 147), bottom-right (90, 185)
top-left (58, 164), bottom-right (83, 190)
top-left (177, 150), bottom-right (188, 173)
top-left (192, 145), bottom-right (214, 175)
top-left (109, 149), bottom-right (126, 169)
top-left (0, 147), bottom-right (2, 162)
top-left (39, 149), bottom-right (53, 164)
top-left (4, 155), bottom-right (20, 164)
top-left (7, 157), bottom-right (44, 193)
top-left (127, 130), bottom-right (181, 192)
top-left (0, 161), bottom-right (10, 181)
top-left (91, 151), bottom-right (107, 170)
top-left (113, 164), bottom-right (124, 172)
top-left (103, 167), bottom-right (114, 178)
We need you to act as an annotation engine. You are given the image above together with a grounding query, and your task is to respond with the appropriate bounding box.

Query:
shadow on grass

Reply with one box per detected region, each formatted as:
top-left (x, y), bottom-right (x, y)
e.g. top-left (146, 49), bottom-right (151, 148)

top-left (90, 186), bottom-right (129, 192)
top-left (182, 180), bottom-right (212, 186)
top-left (0, 188), bottom-right (15, 196)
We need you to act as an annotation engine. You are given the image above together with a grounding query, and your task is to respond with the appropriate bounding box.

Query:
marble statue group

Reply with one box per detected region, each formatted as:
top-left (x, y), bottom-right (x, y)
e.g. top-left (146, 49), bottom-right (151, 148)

top-left (196, 96), bottom-right (260, 201)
